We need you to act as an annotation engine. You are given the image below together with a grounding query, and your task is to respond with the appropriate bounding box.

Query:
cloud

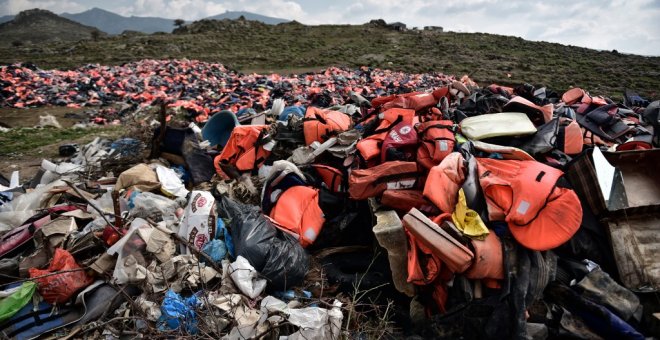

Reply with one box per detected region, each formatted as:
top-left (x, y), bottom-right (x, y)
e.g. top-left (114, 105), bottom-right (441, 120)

top-left (1, 0), bottom-right (86, 15)
top-left (114, 0), bottom-right (228, 20)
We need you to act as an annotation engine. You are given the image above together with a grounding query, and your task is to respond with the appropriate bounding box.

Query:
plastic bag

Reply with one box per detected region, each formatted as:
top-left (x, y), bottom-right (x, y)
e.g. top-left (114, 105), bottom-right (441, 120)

top-left (0, 282), bottom-right (36, 322)
top-left (202, 239), bottom-right (227, 264)
top-left (228, 256), bottom-right (267, 299)
top-left (158, 290), bottom-right (199, 334)
top-left (217, 195), bottom-right (309, 290)
top-left (131, 192), bottom-right (180, 227)
top-left (28, 248), bottom-right (93, 304)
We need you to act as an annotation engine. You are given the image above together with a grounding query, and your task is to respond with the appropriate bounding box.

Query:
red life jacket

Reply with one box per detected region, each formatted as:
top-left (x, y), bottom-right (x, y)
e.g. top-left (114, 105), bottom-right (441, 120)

top-left (381, 120), bottom-right (418, 162)
top-left (416, 120), bottom-right (456, 170)
top-left (357, 108), bottom-right (415, 165)
top-left (303, 107), bottom-right (352, 145)
top-left (213, 125), bottom-right (271, 178)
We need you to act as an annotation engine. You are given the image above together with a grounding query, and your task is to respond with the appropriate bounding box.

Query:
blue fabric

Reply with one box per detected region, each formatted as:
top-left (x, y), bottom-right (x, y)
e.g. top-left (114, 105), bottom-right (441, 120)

top-left (278, 106), bottom-right (306, 121)
top-left (237, 108), bottom-right (256, 117)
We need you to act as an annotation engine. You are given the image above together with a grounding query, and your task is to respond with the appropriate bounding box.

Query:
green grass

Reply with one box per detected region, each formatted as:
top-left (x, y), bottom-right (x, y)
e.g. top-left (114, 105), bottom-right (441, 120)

top-left (0, 126), bottom-right (122, 156)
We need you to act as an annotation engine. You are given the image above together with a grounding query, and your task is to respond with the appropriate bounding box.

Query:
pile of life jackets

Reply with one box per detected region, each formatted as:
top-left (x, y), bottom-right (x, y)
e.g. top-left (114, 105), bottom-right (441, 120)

top-left (208, 74), bottom-right (657, 339)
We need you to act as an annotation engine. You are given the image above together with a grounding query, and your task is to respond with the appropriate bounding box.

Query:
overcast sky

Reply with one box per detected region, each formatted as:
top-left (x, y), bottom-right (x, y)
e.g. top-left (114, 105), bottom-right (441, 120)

top-left (1, 0), bottom-right (659, 56)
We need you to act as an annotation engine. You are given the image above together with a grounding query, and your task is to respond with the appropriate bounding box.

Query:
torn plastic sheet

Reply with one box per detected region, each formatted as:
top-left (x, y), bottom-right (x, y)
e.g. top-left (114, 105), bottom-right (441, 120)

top-left (131, 191), bottom-right (180, 227)
top-left (0, 179), bottom-right (65, 232)
top-left (156, 165), bottom-right (189, 198)
top-left (259, 296), bottom-right (344, 340)
top-left (146, 255), bottom-right (219, 293)
top-left (135, 296), bottom-right (162, 321)
top-left (107, 218), bottom-right (152, 284)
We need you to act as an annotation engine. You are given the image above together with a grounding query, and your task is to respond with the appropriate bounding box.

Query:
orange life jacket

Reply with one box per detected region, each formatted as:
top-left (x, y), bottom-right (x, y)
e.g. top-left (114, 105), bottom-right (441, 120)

top-left (561, 87), bottom-right (608, 114)
top-left (213, 125), bottom-right (271, 178)
top-left (269, 186), bottom-right (325, 248)
top-left (416, 120), bottom-right (456, 170)
top-left (303, 107), bottom-right (352, 145)
top-left (423, 152), bottom-right (466, 213)
top-left (348, 161), bottom-right (420, 200)
top-left (382, 92), bottom-right (438, 112)
top-left (308, 164), bottom-right (345, 193)
top-left (476, 158), bottom-right (582, 251)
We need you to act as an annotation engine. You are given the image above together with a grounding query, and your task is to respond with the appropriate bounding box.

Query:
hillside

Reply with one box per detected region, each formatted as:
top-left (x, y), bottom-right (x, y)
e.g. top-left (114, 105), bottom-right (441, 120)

top-left (0, 9), bottom-right (105, 45)
top-left (0, 18), bottom-right (657, 98)
top-left (206, 11), bottom-right (289, 24)
top-left (61, 8), bottom-right (177, 34)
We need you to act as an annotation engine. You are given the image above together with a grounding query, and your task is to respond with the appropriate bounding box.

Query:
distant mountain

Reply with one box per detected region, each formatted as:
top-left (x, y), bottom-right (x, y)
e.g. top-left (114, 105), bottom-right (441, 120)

top-left (0, 9), bottom-right (105, 45)
top-left (0, 15), bottom-right (13, 24)
top-left (61, 8), bottom-right (178, 34)
top-left (204, 11), bottom-right (289, 25)
top-left (0, 8), bottom-right (289, 35)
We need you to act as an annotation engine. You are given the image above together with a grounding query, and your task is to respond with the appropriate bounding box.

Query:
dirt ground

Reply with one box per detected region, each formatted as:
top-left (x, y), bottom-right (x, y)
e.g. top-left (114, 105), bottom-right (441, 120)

top-left (0, 106), bottom-right (122, 180)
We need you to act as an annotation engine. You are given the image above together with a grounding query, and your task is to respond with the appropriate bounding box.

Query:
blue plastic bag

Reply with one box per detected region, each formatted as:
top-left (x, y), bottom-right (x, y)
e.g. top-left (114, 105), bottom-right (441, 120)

top-left (158, 290), bottom-right (199, 334)
top-left (202, 239), bottom-right (227, 263)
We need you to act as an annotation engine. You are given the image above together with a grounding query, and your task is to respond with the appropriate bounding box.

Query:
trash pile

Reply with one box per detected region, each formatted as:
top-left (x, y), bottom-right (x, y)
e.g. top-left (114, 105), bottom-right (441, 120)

top-left (1, 60), bottom-right (660, 339)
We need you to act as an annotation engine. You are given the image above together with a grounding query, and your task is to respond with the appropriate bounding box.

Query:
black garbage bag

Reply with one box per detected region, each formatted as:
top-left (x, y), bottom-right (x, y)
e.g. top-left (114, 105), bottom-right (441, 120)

top-left (216, 195), bottom-right (308, 290)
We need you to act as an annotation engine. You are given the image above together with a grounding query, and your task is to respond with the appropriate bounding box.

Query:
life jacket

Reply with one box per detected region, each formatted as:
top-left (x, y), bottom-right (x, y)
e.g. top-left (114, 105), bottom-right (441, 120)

top-left (558, 118), bottom-right (584, 155)
top-left (502, 96), bottom-right (553, 126)
top-left (487, 84), bottom-right (515, 97)
top-left (403, 208), bottom-right (474, 273)
top-left (357, 108), bottom-right (415, 165)
top-left (213, 125), bottom-right (272, 178)
top-left (303, 107), bottom-right (352, 145)
top-left (464, 231), bottom-right (504, 280)
top-left (381, 120), bottom-right (418, 162)
top-left (561, 87), bottom-right (608, 114)
top-left (476, 158), bottom-right (582, 251)
top-left (261, 160), bottom-right (308, 215)
top-left (348, 161), bottom-right (420, 200)
top-left (471, 140), bottom-right (535, 161)
top-left (381, 189), bottom-right (440, 215)
top-left (423, 152), bottom-right (466, 213)
top-left (382, 92), bottom-right (438, 112)
top-left (269, 186), bottom-right (325, 248)
top-left (306, 164), bottom-right (346, 193)
top-left (416, 120), bottom-right (456, 170)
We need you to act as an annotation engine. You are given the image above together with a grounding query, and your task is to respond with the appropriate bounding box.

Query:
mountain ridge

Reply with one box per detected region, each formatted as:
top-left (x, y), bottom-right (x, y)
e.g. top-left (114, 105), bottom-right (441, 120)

top-left (0, 8), bottom-right (289, 34)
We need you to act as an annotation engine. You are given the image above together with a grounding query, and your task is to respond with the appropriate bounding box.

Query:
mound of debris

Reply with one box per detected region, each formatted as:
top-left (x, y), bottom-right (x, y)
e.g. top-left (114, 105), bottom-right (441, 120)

top-left (0, 61), bottom-right (659, 339)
